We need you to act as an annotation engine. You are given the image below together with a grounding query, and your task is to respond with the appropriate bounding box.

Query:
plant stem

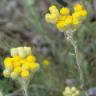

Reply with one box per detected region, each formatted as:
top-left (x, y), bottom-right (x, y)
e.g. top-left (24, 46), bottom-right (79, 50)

top-left (23, 84), bottom-right (28, 96)
top-left (68, 36), bottom-right (84, 87)
top-left (21, 79), bottom-right (28, 96)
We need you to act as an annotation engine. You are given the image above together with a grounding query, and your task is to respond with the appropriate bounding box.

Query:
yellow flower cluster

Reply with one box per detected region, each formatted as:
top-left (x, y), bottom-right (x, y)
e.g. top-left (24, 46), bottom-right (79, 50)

top-left (45, 4), bottom-right (87, 31)
top-left (3, 47), bottom-right (40, 79)
top-left (63, 86), bottom-right (80, 96)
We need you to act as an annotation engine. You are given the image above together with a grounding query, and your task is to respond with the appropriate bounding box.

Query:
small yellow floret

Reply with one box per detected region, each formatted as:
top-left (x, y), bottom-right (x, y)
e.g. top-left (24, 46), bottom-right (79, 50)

top-left (74, 4), bottom-right (83, 12)
top-left (64, 16), bottom-right (73, 26)
top-left (14, 67), bottom-right (22, 74)
top-left (79, 10), bottom-right (87, 17)
top-left (56, 21), bottom-right (65, 31)
top-left (13, 56), bottom-right (21, 62)
top-left (49, 5), bottom-right (59, 14)
top-left (72, 12), bottom-right (81, 19)
top-left (60, 7), bottom-right (70, 15)
top-left (27, 55), bottom-right (36, 62)
top-left (45, 13), bottom-right (51, 22)
top-left (22, 63), bottom-right (30, 70)
top-left (13, 62), bottom-right (21, 68)
top-left (4, 57), bottom-right (12, 65)
top-left (73, 18), bottom-right (80, 25)
top-left (21, 70), bottom-right (29, 79)
top-left (59, 16), bottom-right (66, 21)
top-left (50, 14), bottom-right (59, 23)
top-left (45, 13), bottom-right (58, 24)
top-left (4, 57), bottom-right (13, 69)
top-left (43, 59), bottom-right (49, 65)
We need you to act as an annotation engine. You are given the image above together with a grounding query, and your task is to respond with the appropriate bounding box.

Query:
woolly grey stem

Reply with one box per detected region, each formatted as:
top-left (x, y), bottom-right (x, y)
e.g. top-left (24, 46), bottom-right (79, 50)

top-left (23, 84), bottom-right (28, 96)
top-left (20, 79), bottom-right (29, 96)
top-left (71, 38), bottom-right (84, 87)
top-left (66, 30), bottom-right (84, 87)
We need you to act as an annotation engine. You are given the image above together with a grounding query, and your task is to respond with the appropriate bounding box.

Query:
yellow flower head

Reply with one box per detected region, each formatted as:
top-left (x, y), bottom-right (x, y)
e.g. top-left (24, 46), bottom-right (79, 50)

top-left (49, 5), bottom-right (59, 14)
top-left (45, 13), bottom-right (59, 24)
top-left (79, 10), bottom-right (87, 17)
top-left (12, 55), bottom-right (21, 61)
top-left (43, 59), bottom-right (50, 65)
top-left (64, 16), bottom-right (73, 26)
top-left (4, 57), bottom-right (13, 69)
top-left (72, 12), bottom-right (81, 19)
top-left (27, 55), bottom-right (36, 62)
top-left (22, 63), bottom-right (30, 70)
top-left (21, 70), bottom-right (30, 79)
top-left (13, 62), bottom-right (21, 68)
top-left (45, 13), bottom-right (52, 22)
top-left (14, 67), bottom-right (22, 74)
top-left (72, 18), bottom-right (80, 25)
top-left (45, 5), bottom-right (60, 24)
top-left (56, 21), bottom-right (65, 31)
top-left (74, 4), bottom-right (83, 12)
top-left (59, 16), bottom-right (66, 21)
top-left (60, 7), bottom-right (70, 15)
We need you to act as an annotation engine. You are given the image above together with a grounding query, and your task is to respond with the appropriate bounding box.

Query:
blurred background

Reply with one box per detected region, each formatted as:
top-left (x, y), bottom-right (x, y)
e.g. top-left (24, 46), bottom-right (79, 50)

top-left (0, 0), bottom-right (96, 96)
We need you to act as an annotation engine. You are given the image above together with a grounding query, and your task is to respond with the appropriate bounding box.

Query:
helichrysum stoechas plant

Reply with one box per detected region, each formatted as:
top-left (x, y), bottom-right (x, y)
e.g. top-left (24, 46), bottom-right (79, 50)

top-left (63, 86), bottom-right (80, 96)
top-left (45, 4), bottom-right (87, 87)
top-left (3, 47), bottom-right (40, 96)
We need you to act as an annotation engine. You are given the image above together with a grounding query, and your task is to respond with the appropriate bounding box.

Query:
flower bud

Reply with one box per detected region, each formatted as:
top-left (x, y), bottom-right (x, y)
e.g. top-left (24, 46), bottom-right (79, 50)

top-left (75, 90), bottom-right (80, 95)
top-left (45, 13), bottom-right (51, 23)
top-left (17, 47), bottom-right (26, 58)
top-left (10, 72), bottom-right (18, 79)
top-left (3, 69), bottom-right (10, 78)
top-left (49, 5), bottom-right (59, 14)
top-left (71, 87), bottom-right (76, 93)
top-left (24, 47), bottom-right (32, 56)
top-left (11, 48), bottom-right (18, 56)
